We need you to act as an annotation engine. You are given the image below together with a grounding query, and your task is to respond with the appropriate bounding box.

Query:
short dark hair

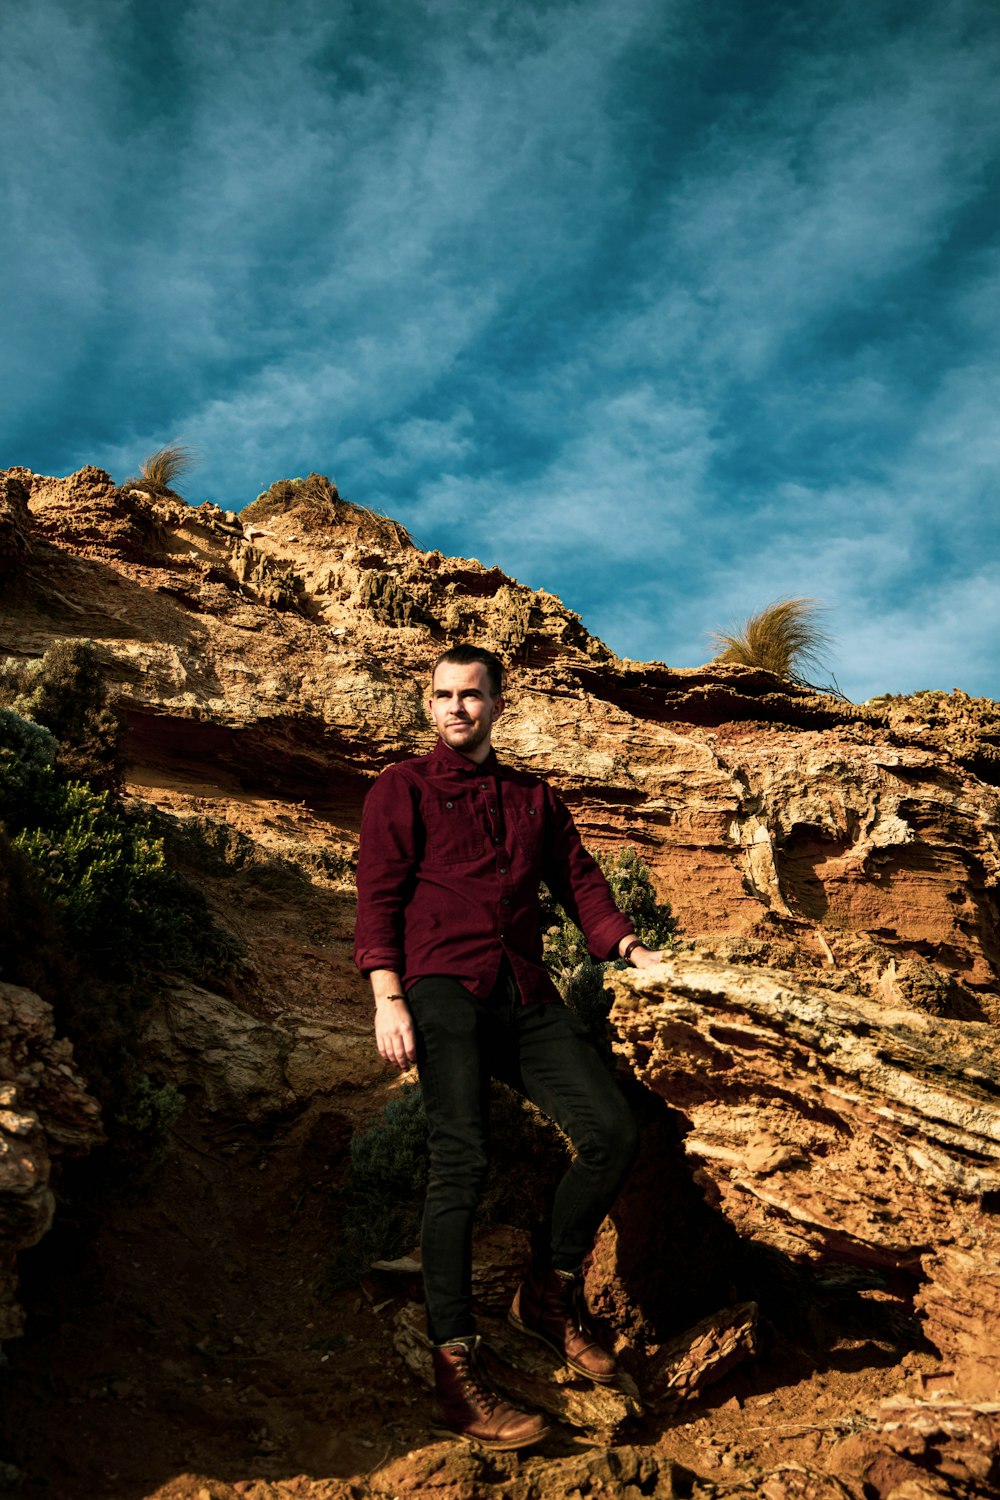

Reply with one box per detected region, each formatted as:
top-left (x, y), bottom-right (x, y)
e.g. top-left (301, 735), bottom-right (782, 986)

top-left (432, 644), bottom-right (504, 696)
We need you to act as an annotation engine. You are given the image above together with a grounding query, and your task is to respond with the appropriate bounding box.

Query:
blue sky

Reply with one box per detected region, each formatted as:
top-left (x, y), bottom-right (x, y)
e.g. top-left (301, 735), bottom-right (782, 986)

top-left (3, 0), bottom-right (999, 701)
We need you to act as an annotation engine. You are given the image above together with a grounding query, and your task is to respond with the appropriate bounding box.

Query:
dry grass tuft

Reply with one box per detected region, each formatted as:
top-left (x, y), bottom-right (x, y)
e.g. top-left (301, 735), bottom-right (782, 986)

top-left (128, 442), bottom-right (196, 496)
top-left (710, 597), bottom-right (833, 685)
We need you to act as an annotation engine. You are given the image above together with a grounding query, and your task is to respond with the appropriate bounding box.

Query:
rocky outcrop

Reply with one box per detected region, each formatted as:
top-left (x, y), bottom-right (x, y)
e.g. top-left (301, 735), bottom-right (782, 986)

top-left (610, 958), bottom-right (1000, 1401)
top-left (2, 462), bottom-right (1000, 1498)
top-left (140, 981), bottom-right (386, 1119)
top-left (0, 982), bottom-right (103, 1339)
top-left (3, 465), bottom-right (999, 1025)
top-left (828, 1396), bottom-right (1000, 1498)
top-left (11, 465), bottom-right (166, 565)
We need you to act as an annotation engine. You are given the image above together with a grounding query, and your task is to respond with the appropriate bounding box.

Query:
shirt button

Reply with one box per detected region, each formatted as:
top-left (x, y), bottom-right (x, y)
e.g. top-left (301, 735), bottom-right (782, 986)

top-left (499, 865), bottom-right (508, 874)
top-left (445, 800), bottom-right (454, 809)
top-left (489, 806), bottom-right (497, 815)
top-left (501, 896), bottom-right (510, 906)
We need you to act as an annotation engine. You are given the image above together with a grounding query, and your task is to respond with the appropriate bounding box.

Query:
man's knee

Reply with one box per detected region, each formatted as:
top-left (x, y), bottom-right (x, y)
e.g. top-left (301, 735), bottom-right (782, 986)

top-left (427, 1144), bottom-right (490, 1206)
top-left (577, 1101), bottom-right (638, 1179)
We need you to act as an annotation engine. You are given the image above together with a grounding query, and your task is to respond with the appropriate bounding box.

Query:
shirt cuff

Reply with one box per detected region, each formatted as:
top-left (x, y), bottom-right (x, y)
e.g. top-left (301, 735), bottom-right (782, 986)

top-left (356, 950), bottom-right (405, 977)
top-left (590, 916), bottom-right (635, 963)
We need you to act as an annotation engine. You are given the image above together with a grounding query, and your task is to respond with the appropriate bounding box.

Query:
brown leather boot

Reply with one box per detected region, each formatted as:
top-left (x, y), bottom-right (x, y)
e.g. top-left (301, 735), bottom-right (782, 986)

top-left (431, 1336), bottom-right (549, 1450)
top-left (508, 1266), bottom-right (617, 1384)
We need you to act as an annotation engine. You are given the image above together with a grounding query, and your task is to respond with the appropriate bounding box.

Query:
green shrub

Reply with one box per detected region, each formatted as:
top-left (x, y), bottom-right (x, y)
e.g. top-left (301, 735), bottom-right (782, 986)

top-left (0, 708), bottom-right (59, 820)
top-left (0, 684), bottom-right (241, 1167)
top-left (328, 1084), bottom-right (428, 1286)
top-left (15, 786), bottom-right (167, 977)
top-left (542, 845), bottom-right (677, 1051)
top-left (0, 822), bottom-right (69, 1002)
top-left (0, 640), bottom-right (124, 792)
top-left (0, 688), bottom-right (238, 984)
top-left (113, 1074), bottom-right (185, 1168)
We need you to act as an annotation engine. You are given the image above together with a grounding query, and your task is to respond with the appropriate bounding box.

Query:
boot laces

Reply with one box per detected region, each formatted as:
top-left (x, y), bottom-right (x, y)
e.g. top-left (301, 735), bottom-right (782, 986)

top-left (453, 1343), bottom-right (500, 1413)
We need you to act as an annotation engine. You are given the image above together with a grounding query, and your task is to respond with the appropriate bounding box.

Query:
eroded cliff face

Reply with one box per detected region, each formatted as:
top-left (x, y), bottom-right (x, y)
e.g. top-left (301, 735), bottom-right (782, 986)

top-left (2, 465), bottom-right (998, 1021)
top-left (1, 465), bottom-right (999, 1500)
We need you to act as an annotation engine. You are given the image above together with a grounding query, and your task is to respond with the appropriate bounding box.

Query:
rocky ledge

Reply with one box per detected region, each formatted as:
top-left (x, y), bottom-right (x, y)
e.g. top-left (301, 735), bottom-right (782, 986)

top-left (610, 957), bottom-right (1000, 1402)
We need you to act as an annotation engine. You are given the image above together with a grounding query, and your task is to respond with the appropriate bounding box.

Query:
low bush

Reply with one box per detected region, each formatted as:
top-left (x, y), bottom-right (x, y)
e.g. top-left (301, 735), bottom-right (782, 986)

top-left (543, 845), bottom-right (678, 1051)
top-left (327, 1084), bottom-right (428, 1286)
top-left (0, 640), bottom-right (124, 792)
top-left (242, 473), bottom-right (416, 550)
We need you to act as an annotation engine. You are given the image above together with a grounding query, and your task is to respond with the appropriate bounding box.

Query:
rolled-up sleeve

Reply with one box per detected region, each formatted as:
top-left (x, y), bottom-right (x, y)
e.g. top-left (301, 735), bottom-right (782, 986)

top-left (542, 787), bottom-right (634, 961)
top-left (354, 768), bottom-right (420, 976)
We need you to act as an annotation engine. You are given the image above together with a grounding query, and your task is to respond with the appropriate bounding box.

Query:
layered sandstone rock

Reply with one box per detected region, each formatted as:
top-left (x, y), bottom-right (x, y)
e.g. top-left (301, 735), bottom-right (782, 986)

top-left (1, 465), bottom-right (998, 1026)
top-left (140, 979), bottom-right (386, 1118)
top-left (609, 958), bottom-right (1000, 1401)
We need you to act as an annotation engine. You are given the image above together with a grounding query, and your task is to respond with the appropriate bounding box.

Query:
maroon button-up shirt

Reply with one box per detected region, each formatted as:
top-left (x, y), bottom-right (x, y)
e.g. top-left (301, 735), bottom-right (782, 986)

top-left (354, 738), bottom-right (634, 1005)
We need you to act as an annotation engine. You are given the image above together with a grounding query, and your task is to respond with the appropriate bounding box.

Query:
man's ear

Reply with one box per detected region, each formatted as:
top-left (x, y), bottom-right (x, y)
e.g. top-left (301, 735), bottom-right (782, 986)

top-left (492, 694), bottom-right (505, 722)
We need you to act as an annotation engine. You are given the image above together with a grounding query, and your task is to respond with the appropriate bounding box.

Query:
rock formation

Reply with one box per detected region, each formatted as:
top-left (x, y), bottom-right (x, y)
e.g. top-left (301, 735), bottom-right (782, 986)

top-left (609, 958), bottom-right (1000, 1402)
top-left (0, 982), bottom-right (103, 1339)
top-left (0, 463), bottom-right (998, 1499)
top-left (0, 475), bottom-right (31, 577)
top-left (2, 466), bottom-right (998, 1016)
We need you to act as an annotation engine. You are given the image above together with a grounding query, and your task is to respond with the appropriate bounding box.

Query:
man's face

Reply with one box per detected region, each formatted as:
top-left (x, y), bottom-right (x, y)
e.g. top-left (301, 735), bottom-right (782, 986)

top-left (428, 661), bottom-right (504, 761)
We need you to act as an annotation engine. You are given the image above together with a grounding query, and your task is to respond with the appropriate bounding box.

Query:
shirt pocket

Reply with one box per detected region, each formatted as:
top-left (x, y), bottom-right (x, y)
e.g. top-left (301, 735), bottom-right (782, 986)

top-left (510, 802), bottom-right (544, 863)
top-left (423, 794), bottom-right (487, 865)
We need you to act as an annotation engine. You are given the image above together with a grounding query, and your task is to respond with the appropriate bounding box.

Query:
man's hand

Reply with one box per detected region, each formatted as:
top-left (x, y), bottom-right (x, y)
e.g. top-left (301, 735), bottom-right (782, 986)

top-left (370, 971), bottom-right (418, 1069)
top-left (630, 946), bottom-right (663, 969)
top-left (375, 996), bottom-right (417, 1069)
top-left (617, 938), bottom-right (664, 970)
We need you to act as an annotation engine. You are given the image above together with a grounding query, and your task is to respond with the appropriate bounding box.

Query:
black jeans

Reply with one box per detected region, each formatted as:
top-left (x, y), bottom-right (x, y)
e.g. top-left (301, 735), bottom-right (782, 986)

top-left (406, 967), bottom-right (638, 1344)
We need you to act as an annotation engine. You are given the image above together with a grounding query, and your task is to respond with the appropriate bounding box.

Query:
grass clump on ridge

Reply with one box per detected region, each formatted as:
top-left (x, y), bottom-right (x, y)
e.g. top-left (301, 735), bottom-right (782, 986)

top-left (710, 596), bottom-right (833, 687)
top-left (124, 441), bottom-right (196, 498)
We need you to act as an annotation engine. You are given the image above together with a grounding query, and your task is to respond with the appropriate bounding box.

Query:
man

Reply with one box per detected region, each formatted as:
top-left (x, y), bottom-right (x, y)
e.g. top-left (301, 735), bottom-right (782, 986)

top-left (354, 644), bottom-right (662, 1449)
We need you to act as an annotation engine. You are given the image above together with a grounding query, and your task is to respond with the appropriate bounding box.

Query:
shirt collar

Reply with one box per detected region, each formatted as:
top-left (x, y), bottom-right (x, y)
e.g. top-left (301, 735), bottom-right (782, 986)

top-left (431, 738), bottom-right (499, 777)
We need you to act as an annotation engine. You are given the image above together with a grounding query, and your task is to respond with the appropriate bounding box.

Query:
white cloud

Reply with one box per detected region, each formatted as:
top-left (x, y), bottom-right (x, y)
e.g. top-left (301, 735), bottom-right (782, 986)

top-left (5, 0), bottom-right (1000, 702)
